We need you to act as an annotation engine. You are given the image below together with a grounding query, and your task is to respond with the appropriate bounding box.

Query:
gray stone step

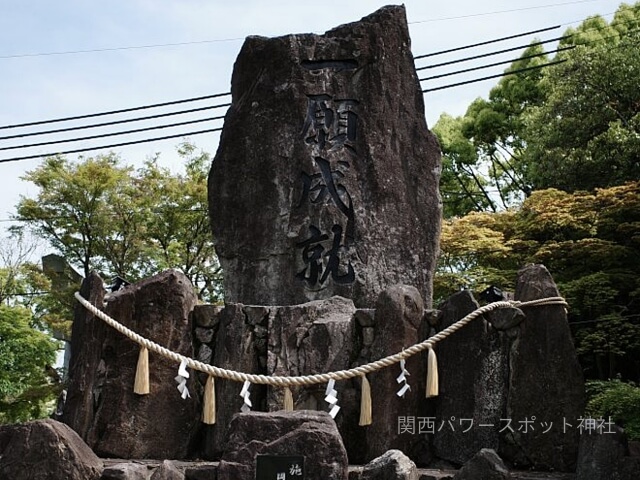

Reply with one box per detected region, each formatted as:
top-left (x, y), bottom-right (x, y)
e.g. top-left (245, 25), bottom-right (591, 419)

top-left (101, 459), bottom-right (576, 480)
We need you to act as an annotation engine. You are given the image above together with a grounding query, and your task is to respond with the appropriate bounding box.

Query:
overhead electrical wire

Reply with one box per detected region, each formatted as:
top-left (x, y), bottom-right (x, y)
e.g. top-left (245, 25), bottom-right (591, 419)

top-left (0, 0), bottom-right (601, 60)
top-left (0, 93), bottom-right (230, 130)
top-left (0, 128), bottom-right (222, 164)
top-left (422, 59), bottom-right (566, 93)
top-left (0, 117), bottom-right (224, 151)
top-left (419, 45), bottom-right (575, 82)
top-left (413, 24), bottom-right (561, 59)
top-left (0, 107), bottom-right (227, 141)
top-left (3, 15), bottom-right (635, 163)
top-left (408, 0), bottom-right (601, 24)
top-left (416, 34), bottom-right (569, 71)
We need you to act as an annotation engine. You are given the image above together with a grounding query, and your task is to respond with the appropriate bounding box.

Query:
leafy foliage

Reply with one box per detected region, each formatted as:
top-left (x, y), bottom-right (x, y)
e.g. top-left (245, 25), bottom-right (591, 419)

top-left (0, 304), bottom-right (60, 423)
top-left (434, 3), bottom-right (640, 218)
top-left (435, 182), bottom-right (640, 381)
top-left (14, 143), bottom-right (222, 303)
top-left (586, 379), bottom-right (640, 440)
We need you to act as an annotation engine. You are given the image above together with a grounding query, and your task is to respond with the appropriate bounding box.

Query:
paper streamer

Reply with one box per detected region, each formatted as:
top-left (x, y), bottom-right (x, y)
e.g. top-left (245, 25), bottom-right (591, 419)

top-left (396, 359), bottom-right (411, 397)
top-left (240, 380), bottom-right (252, 413)
top-left (325, 378), bottom-right (340, 418)
top-left (174, 359), bottom-right (190, 399)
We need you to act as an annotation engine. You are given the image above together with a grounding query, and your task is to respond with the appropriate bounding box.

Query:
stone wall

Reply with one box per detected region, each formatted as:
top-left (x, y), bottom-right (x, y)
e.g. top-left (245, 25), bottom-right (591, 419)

top-left (64, 265), bottom-right (587, 470)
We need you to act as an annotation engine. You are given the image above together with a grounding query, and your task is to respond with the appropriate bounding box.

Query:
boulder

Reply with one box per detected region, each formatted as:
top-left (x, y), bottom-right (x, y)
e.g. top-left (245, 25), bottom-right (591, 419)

top-left (576, 425), bottom-right (640, 480)
top-left (64, 270), bottom-right (201, 459)
top-left (500, 264), bottom-right (585, 471)
top-left (451, 449), bottom-right (511, 480)
top-left (361, 449), bottom-right (419, 480)
top-left (150, 461), bottom-right (185, 480)
top-left (433, 291), bottom-right (507, 465)
top-left (184, 464), bottom-right (218, 480)
top-left (209, 5), bottom-right (441, 308)
top-left (0, 419), bottom-right (102, 480)
top-left (363, 285), bottom-right (429, 463)
top-left (62, 271), bottom-right (107, 440)
top-left (202, 303), bottom-right (268, 459)
top-left (267, 296), bottom-right (360, 457)
top-left (217, 410), bottom-right (348, 480)
top-left (100, 463), bottom-right (151, 480)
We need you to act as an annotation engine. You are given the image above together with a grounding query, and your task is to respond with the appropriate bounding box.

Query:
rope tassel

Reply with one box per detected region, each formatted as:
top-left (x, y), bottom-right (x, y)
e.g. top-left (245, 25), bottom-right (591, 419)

top-left (283, 386), bottom-right (294, 411)
top-left (134, 346), bottom-right (150, 395)
top-left (203, 375), bottom-right (216, 424)
top-left (426, 347), bottom-right (439, 398)
top-left (359, 375), bottom-right (372, 426)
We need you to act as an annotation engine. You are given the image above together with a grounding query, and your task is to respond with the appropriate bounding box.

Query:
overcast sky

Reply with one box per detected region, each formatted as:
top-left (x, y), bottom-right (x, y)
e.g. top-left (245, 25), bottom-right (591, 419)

top-left (0, 0), bottom-right (624, 245)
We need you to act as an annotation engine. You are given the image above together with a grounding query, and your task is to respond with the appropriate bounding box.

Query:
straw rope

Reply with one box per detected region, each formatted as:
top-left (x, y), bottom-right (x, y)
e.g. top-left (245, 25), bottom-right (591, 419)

top-left (74, 291), bottom-right (566, 387)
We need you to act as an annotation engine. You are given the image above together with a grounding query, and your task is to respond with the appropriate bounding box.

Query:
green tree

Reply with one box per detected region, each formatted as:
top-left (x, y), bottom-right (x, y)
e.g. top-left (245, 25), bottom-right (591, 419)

top-left (15, 144), bottom-right (222, 303)
top-left (523, 4), bottom-right (640, 191)
top-left (0, 304), bottom-right (60, 423)
top-left (16, 153), bottom-right (134, 278)
top-left (433, 43), bottom-right (549, 216)
top-left (586, 379), bottom-right (640, 440)
top-left (435, 183), bottom-right (640, 380)
top-left (137, 144), bottom-right (222, 301)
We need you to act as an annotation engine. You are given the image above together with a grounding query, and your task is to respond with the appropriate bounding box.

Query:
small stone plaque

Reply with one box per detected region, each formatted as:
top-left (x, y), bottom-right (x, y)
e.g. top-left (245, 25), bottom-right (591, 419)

top-left (256, 455), bottom-right (305, 480)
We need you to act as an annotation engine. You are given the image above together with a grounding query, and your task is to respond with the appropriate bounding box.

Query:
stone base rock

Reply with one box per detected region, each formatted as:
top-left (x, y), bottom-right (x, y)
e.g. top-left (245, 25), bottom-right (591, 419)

top-left (452, 449), bottom-right (511, 480)
top-left (100, 463), bottom-right (152, 480)
top-left (361, 449), bottom-right (419, 480)
top-left (501, 265), bottom-right (585, 471)
top-left (0, 419), bottom-right (103, 480)
top-left (150, 461), bottom-right (185, 480)
top-left (576, 426), bottom-right (640, 480)
top-left (63, 270), bottom-right (201, 459)
top-left (217, 411), bottom-right (348, 480)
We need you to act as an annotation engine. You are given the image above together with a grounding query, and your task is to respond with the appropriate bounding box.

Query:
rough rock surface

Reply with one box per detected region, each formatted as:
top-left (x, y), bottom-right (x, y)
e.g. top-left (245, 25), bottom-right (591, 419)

top-left (62, 271), bottom-right (107, 440)
top-left (202, 303), bottom-right (267, 459)
top-left (433, 291), bottom-right (507, 465)
top-left (100, 463), bottom-right (151, 480)
top-left (0, 419), bottom-right (103, 480)
top-left (452, 449), bottom-right (511, 480)
top-left (63, 270), bottom-right (201, 459)
top-left (208, 5), bottom-right (441, 308)
top-left (500, 265), bottom-right (585, 471)
top-left (217, 410), bottom-right (348, 480)
top-left (576, 426), bottom-right (640, 480)
top-left (150, 461), bottom-right (185, 480)
top-left (267, 296), bottom-right (360, 456)
top-left (361, 449), bottom-right (419, 480)
top-left (363, 285), bottom-right (428, 463)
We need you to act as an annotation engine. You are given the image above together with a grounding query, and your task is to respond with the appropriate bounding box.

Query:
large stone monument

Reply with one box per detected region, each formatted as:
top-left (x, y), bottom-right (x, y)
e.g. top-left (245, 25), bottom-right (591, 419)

top-left (51, 5), bottom-right (589, 477)
top-left (209, 5), bottom-right (442, 308)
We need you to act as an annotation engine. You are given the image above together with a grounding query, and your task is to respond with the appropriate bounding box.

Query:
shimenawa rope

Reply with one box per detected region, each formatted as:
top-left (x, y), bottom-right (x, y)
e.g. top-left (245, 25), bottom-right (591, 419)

top-left (74, 291), bottom-right (566, 387)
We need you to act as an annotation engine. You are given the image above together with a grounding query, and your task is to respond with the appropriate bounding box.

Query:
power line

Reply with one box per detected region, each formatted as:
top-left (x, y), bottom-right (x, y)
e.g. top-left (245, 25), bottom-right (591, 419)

top-left (415, 12), bottom-right (639, 67)
top-left (7, 15), bottom-right (636, 141)
top-left (0, 128), bottom-right (222, 164)
top-left (422, 60), bottom-right (566, 93)
top-left (0, 106), bottom-right (228, 141)
top-left (0, 93), bottom-right (231, 130)
top-left (0, 1), bottom-right (600, 60)
top-left (409, 0), bottom-right (601, 24)
top-left (417, 35), bottom-right (568, 71)
top-left (419, 45), bottom-right (574, 82)
top-left (0, 117), bottom-right (224, 152)
top-left (0, 38), bottom-right (246, 60)
top-left (414, 25), bottom-right (561, 59)
top-left (2, 9), bottom-right (634, 160)
top-left (420, 26), bottom-right (640, 88)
